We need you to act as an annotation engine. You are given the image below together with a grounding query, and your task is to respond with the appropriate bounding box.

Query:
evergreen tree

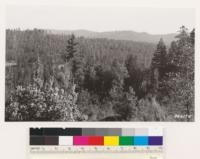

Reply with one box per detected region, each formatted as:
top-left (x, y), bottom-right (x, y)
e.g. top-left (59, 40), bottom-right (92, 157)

top-left (168, 26), bottom-right (193, 73)
top-left (109, 82), bottom-right (137, 121)
top-left (64, 34), bottom-right (78, 62)
top-left (151, 38), bottom-right (167, 80)
top-left (71, 50), bottom-right (85, 86)
top-left (164, 26), bottom-right (194, 121)
top-left (176, 26), bottom-right (190, 47)
top-left (83, 55), bottom-right (96, 91)
top-left (125, 54), bottom-right (144, 98)
top-left (111, 59), bottom-right (128, 85)
top-left (167, 41), bottom-right (179, 66)
top-left (63, 34), bottom-right (85, 86)
top-left (190, 28), bottom-right (195, 46)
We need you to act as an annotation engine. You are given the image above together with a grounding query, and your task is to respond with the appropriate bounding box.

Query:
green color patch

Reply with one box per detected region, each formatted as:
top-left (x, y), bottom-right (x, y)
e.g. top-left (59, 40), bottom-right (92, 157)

top-left (119, 136), bottom-right (133, 145)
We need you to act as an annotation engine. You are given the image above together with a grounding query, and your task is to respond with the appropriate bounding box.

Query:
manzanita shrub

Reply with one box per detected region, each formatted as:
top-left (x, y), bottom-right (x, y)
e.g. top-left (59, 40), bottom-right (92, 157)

top-left (5, 84), bottom-right (82, 121)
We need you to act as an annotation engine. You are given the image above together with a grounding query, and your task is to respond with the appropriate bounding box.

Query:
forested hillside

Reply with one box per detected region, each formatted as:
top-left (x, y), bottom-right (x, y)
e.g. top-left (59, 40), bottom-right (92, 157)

top-left (6, 29), bottom-right (156, 68)
top-left (47, 29), bottom-right (176, 45)
top-left (5, 26), bottom-right (194, 121)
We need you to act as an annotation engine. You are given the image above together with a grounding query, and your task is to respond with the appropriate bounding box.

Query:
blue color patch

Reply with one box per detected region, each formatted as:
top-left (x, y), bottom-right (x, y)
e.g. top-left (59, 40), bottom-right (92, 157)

top-left (134, 136), bottom-right (148, 145)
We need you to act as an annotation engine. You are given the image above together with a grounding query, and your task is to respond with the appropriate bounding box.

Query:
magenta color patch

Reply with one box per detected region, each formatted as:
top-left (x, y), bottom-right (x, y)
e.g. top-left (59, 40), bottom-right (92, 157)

top-left (73, 136), bottom-right (89, 145)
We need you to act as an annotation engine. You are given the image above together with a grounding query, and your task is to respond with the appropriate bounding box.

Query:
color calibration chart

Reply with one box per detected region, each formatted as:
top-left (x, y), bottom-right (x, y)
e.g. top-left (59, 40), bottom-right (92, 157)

top-left (29, 128), bottom-right (164, 159)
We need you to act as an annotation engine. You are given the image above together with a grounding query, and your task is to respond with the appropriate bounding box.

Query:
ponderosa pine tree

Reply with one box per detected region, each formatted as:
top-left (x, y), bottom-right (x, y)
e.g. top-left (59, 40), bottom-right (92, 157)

top-left (150, 38), bottom-right (168, 96)
top-left (190, 28), bottom-right (195, 45)
top-left (111, 59), bottom-right (128, 86)
top-left (64, 34), bottom-right (85, 86)
top-left (125, 54), bottom-right (144, 98)
top-left (163, 26), bottom-right (194, 121)
top-left (167, 41), bottom-right (179, 72)
top-left (71, 50), bottom-right (85, 86)
top-left (109, 80), bottom-right (137, 121)
top-left (167, 26), bottom-right (192, 73)
top-left (151, 38), bottom-right (168, 80)
top-left (64, 34), bottom-right (78, 62)
top-left (176, 26), bottom-right (190, 47)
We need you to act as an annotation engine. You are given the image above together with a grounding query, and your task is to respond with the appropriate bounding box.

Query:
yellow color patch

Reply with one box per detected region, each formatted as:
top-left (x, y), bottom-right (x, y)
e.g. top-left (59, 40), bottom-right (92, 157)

top-left (104, 136), bottom-right (119, 146)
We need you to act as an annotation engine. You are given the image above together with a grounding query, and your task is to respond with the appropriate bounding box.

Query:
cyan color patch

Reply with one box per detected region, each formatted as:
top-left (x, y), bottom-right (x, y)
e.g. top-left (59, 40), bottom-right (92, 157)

top-left (134, 136), bottom-right (148, 145)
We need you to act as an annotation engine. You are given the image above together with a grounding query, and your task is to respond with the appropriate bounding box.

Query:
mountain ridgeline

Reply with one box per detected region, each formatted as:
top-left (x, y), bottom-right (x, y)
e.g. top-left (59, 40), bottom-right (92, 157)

top-left (47, 29), bottom-right (176, 45)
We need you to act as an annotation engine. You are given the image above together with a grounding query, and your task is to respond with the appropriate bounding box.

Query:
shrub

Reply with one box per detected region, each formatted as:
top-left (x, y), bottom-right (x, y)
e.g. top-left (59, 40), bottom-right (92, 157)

top-left (5, 84), bottom-right (81, 121)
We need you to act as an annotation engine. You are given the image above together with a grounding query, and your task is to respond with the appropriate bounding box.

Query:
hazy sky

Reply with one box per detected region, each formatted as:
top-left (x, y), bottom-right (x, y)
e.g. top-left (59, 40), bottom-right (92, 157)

top-left (6, 5), bottom-right (195, 34)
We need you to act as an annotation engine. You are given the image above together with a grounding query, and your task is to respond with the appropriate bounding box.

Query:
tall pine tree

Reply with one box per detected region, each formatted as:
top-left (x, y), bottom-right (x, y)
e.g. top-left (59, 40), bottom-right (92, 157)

top-left (151, 38), bottom-right (167, 80)
top-left (64, 34), bottom-right (78, 62)
top-left (163, 26), bottom-right (194, 121)
top-left (190, 28), bottom-right (195, 45)
top-left (64, 34), bottom-right (85, 86)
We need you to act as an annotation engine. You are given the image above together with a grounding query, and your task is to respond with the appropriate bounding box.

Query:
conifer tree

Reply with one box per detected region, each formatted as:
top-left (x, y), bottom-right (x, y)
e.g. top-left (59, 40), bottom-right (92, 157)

top-left (190, 28), bottom-right (195, 45)
top-left (151, 38), bottom-right (167, 80)
top-left (164, 26), bottom-right (194, 121)
top-left (64, 34), bottom-right (85, 86)
top-left (64, 34), bottom-right (78, 62)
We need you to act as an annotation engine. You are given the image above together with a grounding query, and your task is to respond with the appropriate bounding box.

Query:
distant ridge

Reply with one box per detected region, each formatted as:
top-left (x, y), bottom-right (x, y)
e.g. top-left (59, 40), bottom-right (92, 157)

top-left (46, 29), bottom-right (176, 45)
